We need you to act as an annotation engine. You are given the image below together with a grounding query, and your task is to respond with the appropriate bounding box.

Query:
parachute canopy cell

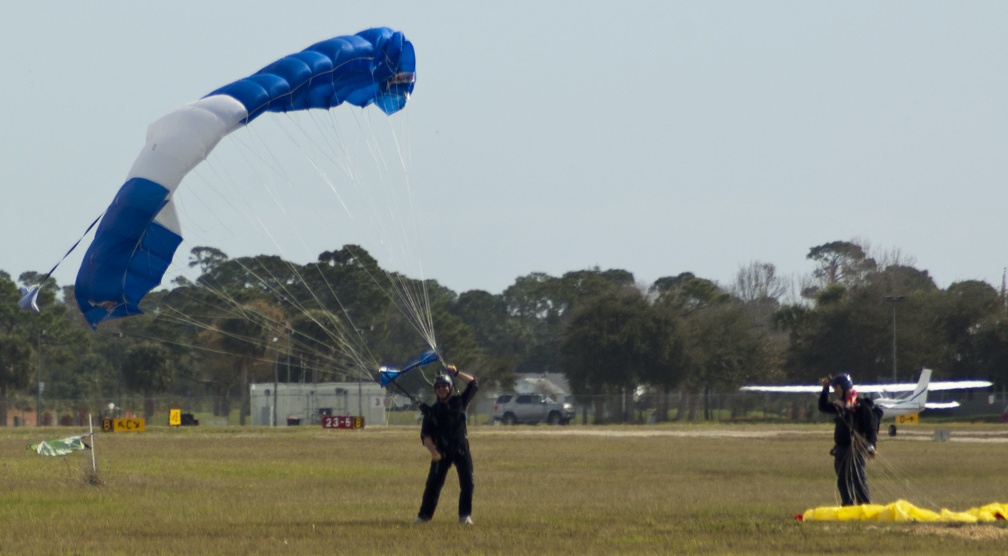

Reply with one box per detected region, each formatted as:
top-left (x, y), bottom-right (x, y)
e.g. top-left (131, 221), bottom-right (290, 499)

top-left (19, 286), bottom-right (40, 313)
top-left (379, 349), bottom-right (439, 386)
top-left (74, 28), bottom-right (416, 329)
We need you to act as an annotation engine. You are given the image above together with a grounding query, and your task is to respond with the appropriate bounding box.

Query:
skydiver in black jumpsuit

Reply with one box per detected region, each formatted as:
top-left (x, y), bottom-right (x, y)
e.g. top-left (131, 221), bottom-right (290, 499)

top-left (819, 373), bottom-right (877, 506)
top-left (415, 364), bottom-right (478, 524)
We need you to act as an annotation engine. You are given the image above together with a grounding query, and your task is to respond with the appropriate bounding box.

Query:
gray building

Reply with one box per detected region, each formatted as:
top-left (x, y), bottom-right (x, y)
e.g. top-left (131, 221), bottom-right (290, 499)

top-left (249, 382), bottom-right (387, 427)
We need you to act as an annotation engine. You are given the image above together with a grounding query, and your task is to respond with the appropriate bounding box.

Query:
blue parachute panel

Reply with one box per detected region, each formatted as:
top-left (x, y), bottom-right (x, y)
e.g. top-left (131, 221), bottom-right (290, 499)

top-left (379, 368), bottom-right (401, 387)
top-left (208, 27), bottom-right (415, 123)
top-left (378, 349), bottom-right (439, 386)
top-left (402, 349), bottom-right (439, 372)
top-left (75, 178), bottom-right (182, 327)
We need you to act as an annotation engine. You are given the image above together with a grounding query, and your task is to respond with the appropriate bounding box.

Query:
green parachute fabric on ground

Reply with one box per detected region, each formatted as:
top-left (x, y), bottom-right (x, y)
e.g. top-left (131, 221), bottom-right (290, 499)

top-left (28, 435), bottom-right (89, 457)
top-left (802, 499), bottom-right (1008, 523)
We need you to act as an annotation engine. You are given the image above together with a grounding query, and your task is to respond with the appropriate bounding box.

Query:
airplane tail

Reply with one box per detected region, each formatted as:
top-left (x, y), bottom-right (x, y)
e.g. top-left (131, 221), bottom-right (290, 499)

top-left (908, 368), bottom-right (931, 407)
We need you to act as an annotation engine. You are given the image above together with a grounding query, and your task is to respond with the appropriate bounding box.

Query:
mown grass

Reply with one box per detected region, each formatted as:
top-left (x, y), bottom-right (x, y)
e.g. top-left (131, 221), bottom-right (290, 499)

top-left (1, 423), bottom-right (1006, 554)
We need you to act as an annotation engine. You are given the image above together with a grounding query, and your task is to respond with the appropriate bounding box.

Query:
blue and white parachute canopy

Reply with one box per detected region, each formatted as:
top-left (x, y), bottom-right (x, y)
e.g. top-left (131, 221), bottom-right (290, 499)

top-left (74, 28), bottom-right (416, 329)
top-left (378, 349), bottom-right (439, 387)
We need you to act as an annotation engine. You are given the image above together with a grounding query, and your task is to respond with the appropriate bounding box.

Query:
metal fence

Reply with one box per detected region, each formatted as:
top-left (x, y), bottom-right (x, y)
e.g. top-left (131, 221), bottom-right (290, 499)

top-left (4, 388), bottom-right (1004, 428)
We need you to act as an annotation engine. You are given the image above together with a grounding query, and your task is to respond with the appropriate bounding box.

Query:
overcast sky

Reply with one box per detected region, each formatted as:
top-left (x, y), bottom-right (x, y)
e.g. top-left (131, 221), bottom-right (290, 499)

top-left (2, 1), bottom-right (1006, 298)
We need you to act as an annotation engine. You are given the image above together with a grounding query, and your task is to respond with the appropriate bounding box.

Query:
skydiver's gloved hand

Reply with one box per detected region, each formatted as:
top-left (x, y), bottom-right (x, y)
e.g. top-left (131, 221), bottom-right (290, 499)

top-left (867, 444), bottom-right (877, 459)
top-left (820, 377), bottom-right (831, 388)
top-left (446, 364), bottom-right (459, 377)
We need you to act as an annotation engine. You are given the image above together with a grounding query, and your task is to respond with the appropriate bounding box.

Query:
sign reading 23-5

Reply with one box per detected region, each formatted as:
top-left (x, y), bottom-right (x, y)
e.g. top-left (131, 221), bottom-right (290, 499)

top-left (321, 415), bottom-right (364, 430)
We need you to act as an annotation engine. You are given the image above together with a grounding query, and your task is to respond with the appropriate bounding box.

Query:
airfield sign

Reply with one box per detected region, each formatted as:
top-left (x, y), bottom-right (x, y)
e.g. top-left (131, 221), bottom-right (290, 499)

top-left (102, 417), bottom-right (146, 432)
top-left (895, 413), bottom-right (919, 425)
top-left (321, 415), bottom-right (365, 429)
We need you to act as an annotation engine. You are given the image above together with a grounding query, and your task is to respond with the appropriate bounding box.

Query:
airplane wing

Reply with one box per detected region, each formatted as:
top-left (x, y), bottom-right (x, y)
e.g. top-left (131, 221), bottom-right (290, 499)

top-left (857, 379), bottom-right (992, 394)
top-left (925, 401), bottom-right (960, 410)
top-left (739, 385), bottom-right (821, 393)
top-left (853, 383), bottom-right (914, 394)
top-left (741, 373), bottom-right (991, 394)
top-left (928, 380), bottom-right (993, 391)
top-left (739, 383), bottom-right (918, 394)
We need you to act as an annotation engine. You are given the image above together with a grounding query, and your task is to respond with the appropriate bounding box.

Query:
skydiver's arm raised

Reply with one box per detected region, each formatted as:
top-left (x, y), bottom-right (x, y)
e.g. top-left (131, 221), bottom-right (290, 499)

top-left (445, 364), bottom-right (474, 385)
top-left (818, 378), bottom-right (837, 414)
top-left (445, 364), bottom-right (478, 410)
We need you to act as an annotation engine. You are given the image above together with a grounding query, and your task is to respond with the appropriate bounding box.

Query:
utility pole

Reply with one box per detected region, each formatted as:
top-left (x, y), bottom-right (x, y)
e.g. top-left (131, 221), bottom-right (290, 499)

top-left (36, 329), bottom-right (45, 426)
top-left (884, 295), bottom-right (905, 381)
top-left (116, 332), bottom-right (124, 414)
top-left (272, 337), bottom-right (279, 427)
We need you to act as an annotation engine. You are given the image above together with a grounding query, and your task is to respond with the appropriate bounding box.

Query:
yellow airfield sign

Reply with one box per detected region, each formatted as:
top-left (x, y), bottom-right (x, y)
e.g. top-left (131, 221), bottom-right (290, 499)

top-left (895, 413), bottom-right (919, 425)
top-left (169, 409), bottom-right (181, 426)
top-left (102, 417), bottom-right (146, 432)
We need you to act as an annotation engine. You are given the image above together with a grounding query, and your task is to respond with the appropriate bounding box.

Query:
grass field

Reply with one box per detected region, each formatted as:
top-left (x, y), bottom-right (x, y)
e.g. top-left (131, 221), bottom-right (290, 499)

top-left (2, 422), bottom-right (1007, 554)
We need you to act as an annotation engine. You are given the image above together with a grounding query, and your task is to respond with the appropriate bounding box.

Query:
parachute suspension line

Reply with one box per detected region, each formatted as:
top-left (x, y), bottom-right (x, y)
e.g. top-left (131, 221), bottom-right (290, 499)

top-left (379, 108), bottom-right (437, 351)
top-left (186, 118), bottom-right (334, 272)
top-left (339, 244), bottom-right (438, 352)
top-left (154, 252), bottom-right (375, 382)
top-left (392, 271), bottom-right (436, 349)
top-left (275, 106), bottom-right (438, 354)
top-left (20, 210), bottom-right (105, 308)
top-left (158, 249), bottom-right (436, 386)
top-left (220, 256), bottom-right (381, 381)
top-left (287, 113), bottom-right (362, 228)
top-left (46, 211), bottom-right (105, 279)
top-left (294, 262), bottom-right (384, 372)
top-left (254, 256), bottom-right (379, 380)
top-left (156, 311), bottom-right (361, 382)
top-left (234, 122), bottom-right (302, 223)
top-left (171, 133), bottom-right (298, 291)
top-left (106, 327), bottom-right (286, 367)
top-left (858, 438), bottom-right (939, 510)
top-left (348, 107), bottom-right (436, 352)
top-left (839, 415), bottom-right (940, 510)
top-left (272, 260), bottom-right (381, 381)
top-left (186, 115), bottom-right (341, 269)
top-left (162, 224), bottom-right (429, 384)
top-left (157, 287), bottom-right (366, 382)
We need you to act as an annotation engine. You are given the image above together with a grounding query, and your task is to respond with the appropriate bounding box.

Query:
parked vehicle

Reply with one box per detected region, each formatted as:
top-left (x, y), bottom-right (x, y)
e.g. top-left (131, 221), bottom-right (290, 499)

top-left (492, 393), bottom-right (574, 425)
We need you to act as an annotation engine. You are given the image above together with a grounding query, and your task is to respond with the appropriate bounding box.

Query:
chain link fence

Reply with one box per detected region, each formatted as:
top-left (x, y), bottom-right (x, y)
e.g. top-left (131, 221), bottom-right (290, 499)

top-left (4, 387), bottom-right (1003, 428)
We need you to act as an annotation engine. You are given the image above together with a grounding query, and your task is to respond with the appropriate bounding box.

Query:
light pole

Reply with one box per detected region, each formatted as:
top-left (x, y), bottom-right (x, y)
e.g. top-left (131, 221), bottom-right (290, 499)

top-left (884, 295), bottom-right (905, 381)
top-left (116, 332), bottom-right (124, 414)
top-left (272, 336), bottom-right (279, 427)
top-left (286, 327), bottom-right (293, 384)
top-left (36, 329), bottom-right (45, 426)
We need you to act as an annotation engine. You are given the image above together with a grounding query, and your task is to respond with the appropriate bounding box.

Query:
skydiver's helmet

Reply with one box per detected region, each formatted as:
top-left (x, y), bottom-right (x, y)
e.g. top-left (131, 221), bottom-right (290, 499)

top-left (433, 374), bottom-right (454, 394)
top-left (830, 374), bottom-right (854, 391)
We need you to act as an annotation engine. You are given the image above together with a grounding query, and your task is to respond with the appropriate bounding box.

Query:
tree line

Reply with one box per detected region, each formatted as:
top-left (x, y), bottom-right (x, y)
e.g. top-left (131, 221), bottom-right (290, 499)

top-left (2, 239), bottom-right (1006, 425)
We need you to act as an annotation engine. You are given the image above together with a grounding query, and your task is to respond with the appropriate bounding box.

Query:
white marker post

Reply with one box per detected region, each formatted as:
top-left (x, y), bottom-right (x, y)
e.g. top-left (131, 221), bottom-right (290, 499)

top-left (88, 414), bottom-right (97, 473)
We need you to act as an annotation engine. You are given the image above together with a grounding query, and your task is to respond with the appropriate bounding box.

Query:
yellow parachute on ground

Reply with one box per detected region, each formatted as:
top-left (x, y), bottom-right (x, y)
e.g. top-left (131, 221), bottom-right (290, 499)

top-left (801, 500), bottom-right (1008, 523)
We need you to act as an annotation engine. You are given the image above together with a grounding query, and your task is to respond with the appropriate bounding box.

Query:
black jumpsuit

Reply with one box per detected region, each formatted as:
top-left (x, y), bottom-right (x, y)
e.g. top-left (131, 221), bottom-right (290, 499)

top-left (417, 377), bottom-right (478, 520)
top-left (819, 386), bottom-right (877, 506)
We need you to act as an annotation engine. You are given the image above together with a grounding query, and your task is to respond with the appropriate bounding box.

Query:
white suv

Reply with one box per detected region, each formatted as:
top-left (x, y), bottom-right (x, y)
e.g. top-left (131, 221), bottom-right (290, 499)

top-left (492, 393), bottom-right (574, 425)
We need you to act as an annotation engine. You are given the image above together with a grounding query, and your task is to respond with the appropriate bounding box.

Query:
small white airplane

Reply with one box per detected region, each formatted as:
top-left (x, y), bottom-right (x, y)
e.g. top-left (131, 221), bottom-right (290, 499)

top-left (741, 369), bottom-right (993, 435)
